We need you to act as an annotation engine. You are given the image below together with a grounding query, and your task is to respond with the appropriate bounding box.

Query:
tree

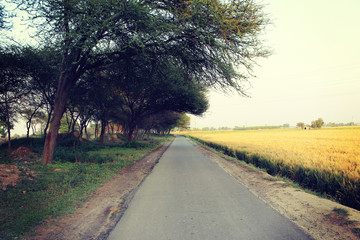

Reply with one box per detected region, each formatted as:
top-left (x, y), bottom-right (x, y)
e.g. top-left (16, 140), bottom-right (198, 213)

top-left (0, 47), bottom-right (30, 156)
top-left (0, 3), bottom-right (11, 33)
top-left (176, 114), bottom-right (191, 130)
top-left (0, 5), bottom-right (5, 30)
top-left (21, 106), bottom-right (41, 138)
top-left (0, 119), bottom-right (6, 138)
top-left (102, 57), bottom-right (209, 142)
top-left (21, 46), bottom-right (60, 136)
top-left (296, 122), bottom-right (305, 129)
top-left (31, 110), bottom-right (47, 135)
top-left (311, 118), bottom-right (324, 129)
top-left (15, 0), bottom-right (269, 164)
top-left (140, 111), bottom-right (182, 137)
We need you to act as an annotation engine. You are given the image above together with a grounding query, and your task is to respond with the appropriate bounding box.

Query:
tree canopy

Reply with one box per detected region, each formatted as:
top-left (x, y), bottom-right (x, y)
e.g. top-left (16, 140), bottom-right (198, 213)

top-left (311, 118), bottom-right (324, 129)
top-left (0, 47), bottom-right (32, 156)
top-left (4, 0), bottom-right (270, 164)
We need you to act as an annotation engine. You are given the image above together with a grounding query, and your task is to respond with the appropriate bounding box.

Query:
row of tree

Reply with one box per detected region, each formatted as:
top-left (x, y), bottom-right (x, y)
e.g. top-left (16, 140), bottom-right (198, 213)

top-left (1, 0), bottom-right (269, 164)
top-left (0, 43), bottom-right (207, 150)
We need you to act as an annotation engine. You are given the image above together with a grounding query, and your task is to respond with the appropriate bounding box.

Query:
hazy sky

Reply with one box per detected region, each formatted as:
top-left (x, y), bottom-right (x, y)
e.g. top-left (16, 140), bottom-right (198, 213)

top-left (191, 0), bottom-right (360, 128)
top-left (7, 0), bottom-right (360, 134)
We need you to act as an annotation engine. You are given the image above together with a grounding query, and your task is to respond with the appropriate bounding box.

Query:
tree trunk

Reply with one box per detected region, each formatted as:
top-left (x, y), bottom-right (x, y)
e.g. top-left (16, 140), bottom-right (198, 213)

top-left (127, 128), bottom-right (134, 142)
top-left (31, 124), bottom-right (36, 135)
top-left (134, 126), bottom-right (139, 141)
top-left (127, 121), bottom-right (137, 142)
top-left (110, 123), bottom-right (114, 134)
top-left (41, 72), bottom-right (75, 164)
top-left (100, 120), bottom-right (107, 144)
top-left (94, 122), bottom-right (99, 139)
top-left (6, 117), bottom-right (11, 158)
top-left (26, 120), bottom-right (31, 138)
top-left (7, 125), bottom-right (11, 158)
top-left (84, 125), bottom-right (89, 140)
top-left (44, 106), bottom-right (53, 137)
top-left (4, 95), bottom-right (11, 158)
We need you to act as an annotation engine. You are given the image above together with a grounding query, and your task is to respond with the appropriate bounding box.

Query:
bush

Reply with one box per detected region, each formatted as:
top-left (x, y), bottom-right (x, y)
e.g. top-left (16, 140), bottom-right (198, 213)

top-left (53, 147), bottom-right (77, 163)
top-left (121, 141), bottom-right (147, 149)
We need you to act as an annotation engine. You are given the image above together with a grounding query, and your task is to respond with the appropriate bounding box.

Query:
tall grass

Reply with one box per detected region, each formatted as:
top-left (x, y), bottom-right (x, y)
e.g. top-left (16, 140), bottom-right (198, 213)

top-left (0, 135), bottom-right (172, 239)
top-left (185, 127), bottom-right (360, 210)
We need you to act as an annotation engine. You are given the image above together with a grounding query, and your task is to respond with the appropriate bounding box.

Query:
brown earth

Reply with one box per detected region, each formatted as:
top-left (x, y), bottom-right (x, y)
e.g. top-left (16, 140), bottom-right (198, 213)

top-left (0, 147), bottom-right (38, 190)
top-left (10, 146), bottom-right (38, 160)
top-left (0, 164), bottom-right (27, 190)
top-left (26, 138), bottom-right (360, 240)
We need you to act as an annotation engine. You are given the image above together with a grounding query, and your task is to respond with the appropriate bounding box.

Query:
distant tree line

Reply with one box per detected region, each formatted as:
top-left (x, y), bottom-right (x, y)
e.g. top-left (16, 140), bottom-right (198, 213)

top-left (188, 119), bottom-right (358, 132)
top-left (297, 118), bottom-right (358, 129)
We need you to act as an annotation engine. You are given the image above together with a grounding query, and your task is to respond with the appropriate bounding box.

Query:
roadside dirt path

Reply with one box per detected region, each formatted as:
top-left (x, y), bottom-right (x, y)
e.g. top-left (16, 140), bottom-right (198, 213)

top-left (28, 138), bottom-right (360, 240)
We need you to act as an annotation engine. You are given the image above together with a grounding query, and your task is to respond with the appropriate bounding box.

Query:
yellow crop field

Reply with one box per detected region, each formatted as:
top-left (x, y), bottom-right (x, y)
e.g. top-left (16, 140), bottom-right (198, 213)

top-left (187, 127), bottom-right (360, 180)
top-left (185, 127), bottom-right (360, 209)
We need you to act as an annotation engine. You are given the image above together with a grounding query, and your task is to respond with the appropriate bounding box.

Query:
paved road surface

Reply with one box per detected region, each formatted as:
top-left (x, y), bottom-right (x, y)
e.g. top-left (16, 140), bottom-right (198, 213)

top-left (107, 136), bottom-right (313, 240)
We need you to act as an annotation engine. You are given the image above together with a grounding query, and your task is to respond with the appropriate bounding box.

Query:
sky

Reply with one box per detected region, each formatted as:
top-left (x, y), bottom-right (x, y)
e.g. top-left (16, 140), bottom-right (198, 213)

top-left (191, 0), bottom-right (360, 129)
top-left (6, 0), bottom-right (360, 134)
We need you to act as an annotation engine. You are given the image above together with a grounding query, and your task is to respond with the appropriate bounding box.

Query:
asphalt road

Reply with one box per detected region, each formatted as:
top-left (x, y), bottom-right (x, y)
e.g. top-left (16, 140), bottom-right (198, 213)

top-left (107, 136), bottom-right (313, 240)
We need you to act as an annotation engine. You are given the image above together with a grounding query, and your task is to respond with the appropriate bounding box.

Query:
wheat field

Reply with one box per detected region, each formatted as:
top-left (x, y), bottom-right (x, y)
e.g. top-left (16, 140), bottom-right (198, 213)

top-left (187, 127), bottom-right (360, 181)
top-left (184, 127), bottom-right (360, 209)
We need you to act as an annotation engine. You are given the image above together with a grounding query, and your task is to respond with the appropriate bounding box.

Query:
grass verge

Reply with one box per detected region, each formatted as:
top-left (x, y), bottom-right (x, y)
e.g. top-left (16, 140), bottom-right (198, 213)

top-left (0, 135), bottom-right (172, 239)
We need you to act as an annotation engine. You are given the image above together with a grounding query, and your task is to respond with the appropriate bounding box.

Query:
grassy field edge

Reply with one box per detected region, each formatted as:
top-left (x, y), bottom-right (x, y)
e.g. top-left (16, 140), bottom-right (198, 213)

top-left (0, 135), bottom-right (173, 239)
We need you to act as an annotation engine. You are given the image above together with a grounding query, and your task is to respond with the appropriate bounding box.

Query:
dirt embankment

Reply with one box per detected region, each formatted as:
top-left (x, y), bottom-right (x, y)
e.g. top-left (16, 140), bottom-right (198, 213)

top-left (28, 139), bottom-right (360, 240)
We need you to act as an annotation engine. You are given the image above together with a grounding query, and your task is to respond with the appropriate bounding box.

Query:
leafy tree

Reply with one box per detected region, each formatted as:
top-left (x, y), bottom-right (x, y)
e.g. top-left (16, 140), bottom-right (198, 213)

top-left (176, 114), bottom-right (191, 130)
top-left (20, 46), bottom-right (60, 136)
top-left (21, 106), bottom-right (42, 138)
top-left (14, 0), bottom-right (269, 164)
top-left (296, 122), bottom-right (305, 129)
top-left (140, 111), bottom-right (182, 137)
top-left (0, 3), bottom-right (11, 33)
top-left (31, 110), bottom-right (47, 135)
top-left (311, 118), bottom-right (324, 129)
top-left (0, 5), bottom-right (5, 30)
top-left (74, 69), bottom-right (124, 144)
top-left (102, 58), bottom-right (209, 142)
top-left (0, 47), bottom-right (31, 156)
top-left (0, 119), bottom-right (6, 137)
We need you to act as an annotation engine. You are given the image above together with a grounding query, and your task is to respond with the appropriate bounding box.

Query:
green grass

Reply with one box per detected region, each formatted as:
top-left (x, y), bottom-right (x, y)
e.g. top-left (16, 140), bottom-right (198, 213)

top-left (0, 135), bottom-right (172, 239)
top-left (333, 207), bottom-right (349, 218)
top-left (331, 208), bottom-right (360, 237)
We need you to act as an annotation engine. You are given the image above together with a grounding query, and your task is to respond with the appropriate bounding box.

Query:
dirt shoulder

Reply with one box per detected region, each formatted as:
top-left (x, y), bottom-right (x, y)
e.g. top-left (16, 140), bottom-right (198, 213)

top-left (27, 139), bottom-right (173, 240)
top-left (192, 141), bottom-right (360, 240)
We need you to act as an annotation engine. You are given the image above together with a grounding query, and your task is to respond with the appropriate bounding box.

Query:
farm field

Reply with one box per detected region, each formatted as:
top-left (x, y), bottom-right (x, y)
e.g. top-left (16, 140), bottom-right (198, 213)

top-left (184, 127), bottom-right (360, 209)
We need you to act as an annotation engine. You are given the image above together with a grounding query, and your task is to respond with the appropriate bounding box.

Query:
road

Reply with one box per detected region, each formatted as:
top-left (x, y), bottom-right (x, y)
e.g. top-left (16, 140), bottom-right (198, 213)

top-left (107, 136), bottom-right (313, 240)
